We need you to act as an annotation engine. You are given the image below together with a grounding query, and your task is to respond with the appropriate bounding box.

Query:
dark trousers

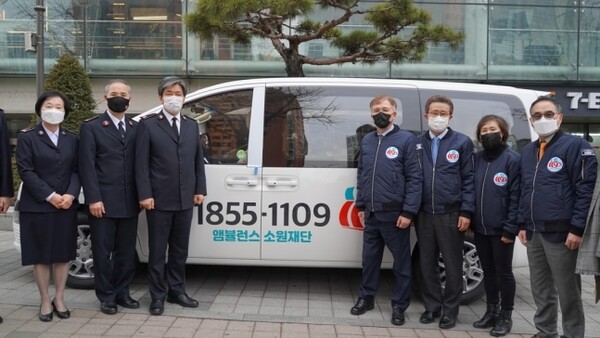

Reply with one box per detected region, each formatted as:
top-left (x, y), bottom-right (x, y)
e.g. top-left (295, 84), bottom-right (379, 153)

top-left (416, 211), bottom-right (464, 317)
top-left (473, 232), bottom-right (515, 310)
top-left (90, 215), bottom-right (138, 303)
top-left (146, 208), bottom-right (193, 301)
top-left (358, 213), bottom-right (411, 310)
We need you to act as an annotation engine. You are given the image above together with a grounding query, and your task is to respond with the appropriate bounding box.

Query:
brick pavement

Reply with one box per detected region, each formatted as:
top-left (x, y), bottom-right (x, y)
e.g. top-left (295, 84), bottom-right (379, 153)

top-left (0, 230), bottom-right (599, 337)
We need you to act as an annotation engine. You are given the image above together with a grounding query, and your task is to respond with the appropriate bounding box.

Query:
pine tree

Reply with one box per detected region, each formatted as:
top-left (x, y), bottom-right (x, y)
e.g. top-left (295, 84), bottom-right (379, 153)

top-left (185, 0), bottom-right (464, 77)
top-left (43, 53), bottom-right (96, 133)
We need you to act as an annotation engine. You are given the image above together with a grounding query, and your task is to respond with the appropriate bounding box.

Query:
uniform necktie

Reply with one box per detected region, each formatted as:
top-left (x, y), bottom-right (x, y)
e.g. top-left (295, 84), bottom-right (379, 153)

top-left (538, 140), bottom-right (547, 160)
top-left (172, 117), bottom-right (179, 137)
top-left (432, 136), bottom-right (440, 165)
top-left (118, 121), bottom-right (125, 140)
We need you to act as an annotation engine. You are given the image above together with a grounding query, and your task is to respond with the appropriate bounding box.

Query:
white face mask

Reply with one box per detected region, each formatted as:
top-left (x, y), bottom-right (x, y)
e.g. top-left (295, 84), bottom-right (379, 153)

top-left (532, 117), bottom-right (559, 137)
top-left (163, 95), bottom-right (184, 114)
top-left (41, 109), bottom-right (65, 125)
top-left (428, 116), bottom-right (449, 133)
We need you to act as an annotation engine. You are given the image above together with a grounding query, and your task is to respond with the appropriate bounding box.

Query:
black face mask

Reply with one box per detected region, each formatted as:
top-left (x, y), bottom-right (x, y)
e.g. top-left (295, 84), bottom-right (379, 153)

top-left (372, 112), bottom-right (392, 129)
top-left (107, 96), bottom-right (130, 113)
top-left (481, 132), bottom-right (503, 151)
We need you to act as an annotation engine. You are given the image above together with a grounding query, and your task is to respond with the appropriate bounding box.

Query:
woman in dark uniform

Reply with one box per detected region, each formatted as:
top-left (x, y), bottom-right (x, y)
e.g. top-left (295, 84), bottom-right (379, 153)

top-left (472, 115), bottom-right (520, 337)
top-left (16, 91), bottom-right (80, 322)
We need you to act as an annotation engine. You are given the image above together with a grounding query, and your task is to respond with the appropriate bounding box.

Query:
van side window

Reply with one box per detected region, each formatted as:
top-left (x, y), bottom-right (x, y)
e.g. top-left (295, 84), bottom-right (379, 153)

top-left (183, 90), bottom-right (252, 164)
top-left (263, 86), bottom-right (421, 168)
top-left (420, 90), bottom-right (531, 152)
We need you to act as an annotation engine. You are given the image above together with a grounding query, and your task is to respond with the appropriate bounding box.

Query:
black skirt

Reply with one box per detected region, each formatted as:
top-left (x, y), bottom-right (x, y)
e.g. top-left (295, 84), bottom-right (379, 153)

top-left (20, 210), bottom-right (78, 266)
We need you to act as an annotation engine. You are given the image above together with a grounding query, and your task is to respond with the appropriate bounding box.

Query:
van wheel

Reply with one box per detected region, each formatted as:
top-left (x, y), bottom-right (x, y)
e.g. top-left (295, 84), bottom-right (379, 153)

top-left (66, 212), bottom-right (95, 289)
top-left (412, 236), bottom-right (485, 305)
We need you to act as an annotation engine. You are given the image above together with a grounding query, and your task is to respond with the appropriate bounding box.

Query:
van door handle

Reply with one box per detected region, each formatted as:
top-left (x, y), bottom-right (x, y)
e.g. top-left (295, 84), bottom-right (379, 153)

top-left (225, 178), bottom-right (259, 186)
top-left (265, 178), bottom-right (298, 187)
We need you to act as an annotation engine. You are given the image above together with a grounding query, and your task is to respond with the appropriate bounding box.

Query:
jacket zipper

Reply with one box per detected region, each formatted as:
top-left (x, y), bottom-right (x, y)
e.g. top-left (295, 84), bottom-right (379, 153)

top-left (530, 154), bottom-right (541, 231)
top-left (481, 162), bottom-right (490, 235)
top-left (431, 142), bottom-right (436, 214)
top-left (370, 136), bottom-right (382, 212)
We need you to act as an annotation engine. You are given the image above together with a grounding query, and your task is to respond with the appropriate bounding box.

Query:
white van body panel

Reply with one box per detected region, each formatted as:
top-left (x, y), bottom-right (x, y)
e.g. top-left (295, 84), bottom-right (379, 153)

top-left (131, 78), bottom-right (545, 268)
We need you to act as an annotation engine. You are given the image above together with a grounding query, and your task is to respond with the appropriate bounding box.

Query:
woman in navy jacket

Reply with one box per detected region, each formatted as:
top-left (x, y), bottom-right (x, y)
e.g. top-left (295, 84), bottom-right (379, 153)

top-left (16, 91), bottom-right (80, 322)
top-left (471, 115), bottom-right (520, 337)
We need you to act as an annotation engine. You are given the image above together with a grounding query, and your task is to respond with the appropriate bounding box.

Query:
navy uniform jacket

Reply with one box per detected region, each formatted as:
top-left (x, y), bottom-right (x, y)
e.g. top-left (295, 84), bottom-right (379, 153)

top-left (79, 112), bottom-right (138, 218)
top-left (473, 146), bottom-right (521, 238)
top-left (135, 111), bottom-right (206, 211)
top-left (355, 125), bottom-right (422, 222)
top-left (16, 124), bottom-right (80, 213)
top-left (417, 128), bottom-right (476, 217)
top-left (518, 130), bottom-right (597, 237)
top-left (0, 109), bottom-right (13, 198)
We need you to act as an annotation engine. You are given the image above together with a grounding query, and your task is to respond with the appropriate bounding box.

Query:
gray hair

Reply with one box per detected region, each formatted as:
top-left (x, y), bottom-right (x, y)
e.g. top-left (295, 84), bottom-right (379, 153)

top-left (104, 79), bottom-right (131, 95)
top-left (158, 76), bottom-right (188, 96)
top-left (530, 95), bottom-right (563, 114)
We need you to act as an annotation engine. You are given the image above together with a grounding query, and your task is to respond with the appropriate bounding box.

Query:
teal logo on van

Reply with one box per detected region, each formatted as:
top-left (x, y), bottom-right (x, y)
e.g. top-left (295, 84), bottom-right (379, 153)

top-left (339, 187), bottom-right (364, 230)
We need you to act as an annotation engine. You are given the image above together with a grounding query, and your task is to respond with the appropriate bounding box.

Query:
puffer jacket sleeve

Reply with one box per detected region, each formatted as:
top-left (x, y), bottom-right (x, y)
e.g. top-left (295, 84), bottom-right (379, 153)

top-left (400, 134), bottom-right (422, 219)
top-left (568, 138), bottom-right (597, 235)
top-left (503, 151), bottom-right (521, 237)
top-left (459, 137), bottom-right (476, 218)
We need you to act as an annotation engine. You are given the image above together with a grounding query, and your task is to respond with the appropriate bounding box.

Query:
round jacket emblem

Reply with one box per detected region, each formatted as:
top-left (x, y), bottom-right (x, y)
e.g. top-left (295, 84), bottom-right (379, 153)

top-left (385, 146), bottom-right (399, 159)
top-left (446, 149), bottom-right (459, 163)
top-left (547, 157), bottom-right (563, 172)
top-left (493, 172), bottom-right (508, 186)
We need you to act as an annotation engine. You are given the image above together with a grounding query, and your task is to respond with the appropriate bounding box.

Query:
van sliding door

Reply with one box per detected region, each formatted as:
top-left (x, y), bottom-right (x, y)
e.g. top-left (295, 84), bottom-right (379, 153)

top-left (175, 86), bottom-right (264, 263)
top-left (259, 84), bottom-right (420, 266)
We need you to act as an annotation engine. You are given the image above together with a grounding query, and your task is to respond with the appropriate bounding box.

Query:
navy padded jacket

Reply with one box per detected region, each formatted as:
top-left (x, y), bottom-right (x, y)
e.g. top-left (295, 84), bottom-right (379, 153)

top-left (355, 125), bottom-right (423, 220)
top-left (472, 147), bottom-right (521, 238)
top-left (517, 130), bottom-right (597, 236)
top-left (417, 128), bottom-right (475, 217)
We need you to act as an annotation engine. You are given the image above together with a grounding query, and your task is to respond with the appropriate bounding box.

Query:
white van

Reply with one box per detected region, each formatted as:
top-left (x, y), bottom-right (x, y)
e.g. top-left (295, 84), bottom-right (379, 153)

top-left (13, 77), bottom-right (544, 304)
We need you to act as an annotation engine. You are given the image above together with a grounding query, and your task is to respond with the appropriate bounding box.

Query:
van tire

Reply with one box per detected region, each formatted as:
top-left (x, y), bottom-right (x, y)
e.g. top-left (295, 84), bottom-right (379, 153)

top-left (412, 235), bottom-right (485, 305)
top-left (66, 212), bottom-right (95, 289)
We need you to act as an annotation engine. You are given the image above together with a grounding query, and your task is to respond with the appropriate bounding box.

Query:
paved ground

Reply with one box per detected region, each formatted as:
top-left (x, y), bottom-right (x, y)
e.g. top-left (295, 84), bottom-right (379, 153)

top-left (0, 229), bottom-right (599, 337)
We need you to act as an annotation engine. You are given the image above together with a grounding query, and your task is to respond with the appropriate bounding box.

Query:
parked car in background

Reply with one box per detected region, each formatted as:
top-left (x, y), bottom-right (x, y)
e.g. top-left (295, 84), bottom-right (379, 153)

top-left (13, 78), bottom-right (541, 304)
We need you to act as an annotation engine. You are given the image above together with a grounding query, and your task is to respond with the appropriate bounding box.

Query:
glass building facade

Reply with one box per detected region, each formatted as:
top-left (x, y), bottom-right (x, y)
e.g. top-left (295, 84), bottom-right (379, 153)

top-left (1, 0), bottom-right (600, 141)
top-left (0, 0), bottom-right (599, 81)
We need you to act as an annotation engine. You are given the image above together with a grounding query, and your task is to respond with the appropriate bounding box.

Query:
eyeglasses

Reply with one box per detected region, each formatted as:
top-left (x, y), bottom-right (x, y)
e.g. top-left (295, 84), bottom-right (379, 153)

top-left (427, 111), bottom-right (451, 118)
top-left (530, 111), bottom-right (557, 121)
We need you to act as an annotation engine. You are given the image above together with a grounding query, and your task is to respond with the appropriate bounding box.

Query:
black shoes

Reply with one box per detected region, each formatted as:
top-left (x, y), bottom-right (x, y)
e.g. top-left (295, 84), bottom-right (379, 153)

top-left (419, 310), bottom-right (441, 324)
top-left (350, 298), bottom-right (374, 315)
top-left (473, 303), bottom-right (499, 329)
top-left (100, 301), bottom-right (118, 315)
top-left (38, 304), bottom-right (52, 322)
top-left (391, 307), bottom-right (405, 326)
top-left (0, 315), bottom-right (2, 324)
top-left (149, 299), bottom-right (165, 315)
top-left (116, 296), bottom-right (140, 309)
top-left (439, 315), bottom-right (457, 329)
top-left (51, 300), bottom-right (70, 319)
top-left (490, 310), bottom-right (512, 337)
top-left (166, 293), bottom-right (199, 308)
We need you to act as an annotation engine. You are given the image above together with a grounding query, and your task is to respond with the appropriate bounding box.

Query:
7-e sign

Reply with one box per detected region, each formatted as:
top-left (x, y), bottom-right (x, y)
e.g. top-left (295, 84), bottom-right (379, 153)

top-left (567, 92), bottom-right (600, 110)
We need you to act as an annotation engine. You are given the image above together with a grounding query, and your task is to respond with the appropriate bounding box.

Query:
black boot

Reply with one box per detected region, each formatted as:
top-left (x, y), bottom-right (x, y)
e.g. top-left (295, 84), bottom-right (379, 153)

top-left (490, 309), bottom-right (512, 337)
top-left (473, 303), bottom-right (499, 329)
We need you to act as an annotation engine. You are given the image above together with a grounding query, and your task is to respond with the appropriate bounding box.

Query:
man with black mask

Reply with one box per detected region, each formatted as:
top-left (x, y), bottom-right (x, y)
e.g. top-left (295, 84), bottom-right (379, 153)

top-left (350, 95), bottom-right (422, 326)
top-left (471, 115), bottom-right (520, 337)
top-left (79, 79), bottom-right (140, 315)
